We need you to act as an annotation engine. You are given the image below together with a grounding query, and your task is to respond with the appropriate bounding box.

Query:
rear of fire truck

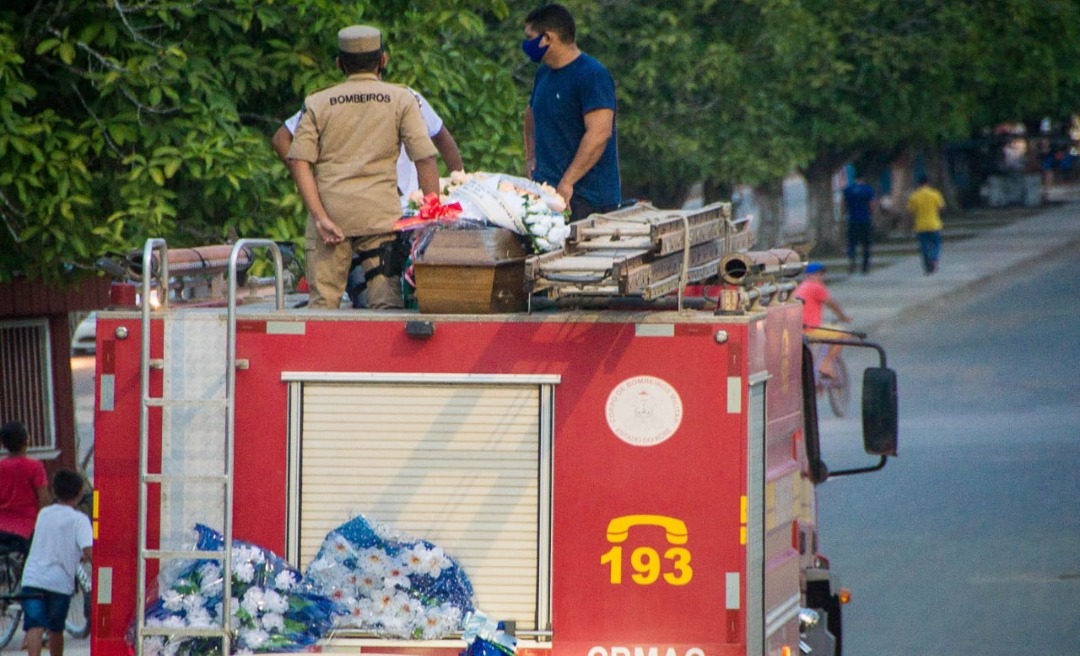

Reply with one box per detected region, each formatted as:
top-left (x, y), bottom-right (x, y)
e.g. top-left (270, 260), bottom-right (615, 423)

top-left (89, 206), bottom-right (896, 656)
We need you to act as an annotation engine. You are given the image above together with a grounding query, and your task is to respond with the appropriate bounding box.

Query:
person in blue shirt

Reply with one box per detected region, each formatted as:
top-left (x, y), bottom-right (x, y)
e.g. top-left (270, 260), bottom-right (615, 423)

top-left (842, 173), bottom-right (877, 274)
top-left (522, 4), bottom-right (621, 221)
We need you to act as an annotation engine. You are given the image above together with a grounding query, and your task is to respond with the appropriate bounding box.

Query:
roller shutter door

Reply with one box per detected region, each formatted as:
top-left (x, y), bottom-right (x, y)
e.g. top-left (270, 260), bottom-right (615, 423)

top-left (296, 381), bottom-right (548, 630)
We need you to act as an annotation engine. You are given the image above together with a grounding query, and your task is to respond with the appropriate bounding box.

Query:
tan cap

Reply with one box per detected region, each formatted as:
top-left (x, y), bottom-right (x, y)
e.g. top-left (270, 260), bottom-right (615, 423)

top-left (338, 25), bottom-right (382, 54)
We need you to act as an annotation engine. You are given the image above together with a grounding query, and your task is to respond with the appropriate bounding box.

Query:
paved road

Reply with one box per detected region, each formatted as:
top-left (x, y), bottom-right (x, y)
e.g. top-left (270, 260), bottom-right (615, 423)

top-left (815, 239), bottom-right (1080, 654)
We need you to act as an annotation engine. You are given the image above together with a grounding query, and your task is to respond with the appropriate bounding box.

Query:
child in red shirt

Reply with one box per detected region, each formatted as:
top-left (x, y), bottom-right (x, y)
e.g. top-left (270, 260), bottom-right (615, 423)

top-left (0, 421), bottom-right (50, 553)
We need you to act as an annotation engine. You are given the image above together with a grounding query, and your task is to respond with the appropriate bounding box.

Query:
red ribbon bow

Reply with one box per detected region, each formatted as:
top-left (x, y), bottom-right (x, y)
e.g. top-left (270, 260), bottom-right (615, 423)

top-left (419, 193), bottom-right (463, 220)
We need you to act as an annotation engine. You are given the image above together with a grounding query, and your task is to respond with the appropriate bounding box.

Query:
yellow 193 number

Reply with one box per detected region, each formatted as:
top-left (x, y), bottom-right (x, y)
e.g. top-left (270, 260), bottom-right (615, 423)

top-left (601, 515), bottom-right (694, 586)
top-left (601, 546), bottom-right (693, 585)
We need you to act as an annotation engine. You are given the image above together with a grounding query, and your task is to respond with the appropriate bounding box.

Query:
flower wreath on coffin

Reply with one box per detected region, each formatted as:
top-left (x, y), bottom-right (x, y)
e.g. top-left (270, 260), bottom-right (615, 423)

top-left (396, 171), bottom-right (571, 254)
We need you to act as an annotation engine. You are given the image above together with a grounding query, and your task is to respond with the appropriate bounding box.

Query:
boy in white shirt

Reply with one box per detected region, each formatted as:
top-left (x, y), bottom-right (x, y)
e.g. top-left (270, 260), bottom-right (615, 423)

top-left (19, 469), bottom-right (92, 656)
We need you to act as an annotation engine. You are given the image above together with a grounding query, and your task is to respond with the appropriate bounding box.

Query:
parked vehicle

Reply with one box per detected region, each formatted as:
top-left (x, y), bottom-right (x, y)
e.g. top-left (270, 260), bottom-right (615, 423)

top-left (70, 312), bottom-right (97, 355)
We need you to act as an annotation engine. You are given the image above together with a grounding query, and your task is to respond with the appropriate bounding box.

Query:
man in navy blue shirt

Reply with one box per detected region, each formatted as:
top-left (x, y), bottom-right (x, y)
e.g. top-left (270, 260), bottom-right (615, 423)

top-left (842, 172), bottom-right (876, 274)
top-left (522, 4), bottom-right (621, 221)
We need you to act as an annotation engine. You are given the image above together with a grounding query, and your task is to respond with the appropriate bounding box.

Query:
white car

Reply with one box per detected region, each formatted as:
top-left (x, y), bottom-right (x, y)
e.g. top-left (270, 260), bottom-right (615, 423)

top-left (71, 312), bottom-right (97, 355)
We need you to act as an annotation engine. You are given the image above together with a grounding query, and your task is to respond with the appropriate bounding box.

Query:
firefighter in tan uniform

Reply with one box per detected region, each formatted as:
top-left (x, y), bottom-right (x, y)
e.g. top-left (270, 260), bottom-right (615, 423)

top-left (287, 25), bottom-right (439, 309)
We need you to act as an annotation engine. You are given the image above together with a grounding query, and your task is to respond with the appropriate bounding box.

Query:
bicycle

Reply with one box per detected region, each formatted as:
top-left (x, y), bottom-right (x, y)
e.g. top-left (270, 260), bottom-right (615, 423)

top-left (0, 540), bottom-right (24, 648)
top-left (814, 343), bottom-right (851, 418)
top-left (808, 325), bottom-right (867, 419)
top-left (0, 537), bottom-right (92, 648)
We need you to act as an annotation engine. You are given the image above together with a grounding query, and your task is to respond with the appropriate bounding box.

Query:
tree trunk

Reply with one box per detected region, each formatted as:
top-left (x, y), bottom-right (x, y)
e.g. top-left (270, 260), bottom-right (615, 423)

top-left (879, 150), bottom-right (914, 237)
top-left (803, 160), bottom-right (842, 255)
top-left (751, 179), bottom-right (784, 250)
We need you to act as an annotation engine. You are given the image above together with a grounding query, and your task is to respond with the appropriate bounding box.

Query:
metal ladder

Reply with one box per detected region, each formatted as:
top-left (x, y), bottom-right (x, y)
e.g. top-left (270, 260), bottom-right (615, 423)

top-left (133, 238), bottom-right (285, 655)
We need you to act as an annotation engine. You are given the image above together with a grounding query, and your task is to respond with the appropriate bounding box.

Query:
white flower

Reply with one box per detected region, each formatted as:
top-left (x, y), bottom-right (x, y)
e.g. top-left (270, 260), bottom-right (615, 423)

top-left (200, 576), bottom-right (223, 597)
top-left (353, 571), bottom-right (380, 597)
top-left (234, 560), bottom-right (256, 583)
top-left (262, 588), bottom-right (289, 614)
top-left (274, 569), bottom-right (297, 592)
top-left (383, 562), bottom-right (411, 590)
top-left (327, 533), bottom-right (357, 562)
top-left (420, 603), bottom-right (464, 639)
top-left (198, 562), bottom-right (221, 583)
top-left (261, 611), bottom-right (285, 633)
top-left (357, 547), bottom-right (389, 574)
top-left (239, 627), bottom-right (271, 650)
top-left (232, 545), bottom-right (265, 566)
top-left (186, 606), bottom-right (214, 628)
top-left (241, 587), bottom-right (276, 617)
top-left (141, 637), bottom-right (166, 656)
top-left (389, 591), bottom-right (421, 623)
top-left (340, 596), bottom-right (376, 628)
top-left (401, 544), bottom-right (430, 575)
top-left (161, 589), bottom-right (185, 612)
top-left (181, 592), bottom-right (206, 615)
top-left (373, 588), bottom-right (397, 612)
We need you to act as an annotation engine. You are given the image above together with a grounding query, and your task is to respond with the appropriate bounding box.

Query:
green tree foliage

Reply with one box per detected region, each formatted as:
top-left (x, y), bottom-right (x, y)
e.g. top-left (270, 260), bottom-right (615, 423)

top-left (5, 0), bottom-right (1080, 282)
top-left (0, 0), bottom-right (519, 283)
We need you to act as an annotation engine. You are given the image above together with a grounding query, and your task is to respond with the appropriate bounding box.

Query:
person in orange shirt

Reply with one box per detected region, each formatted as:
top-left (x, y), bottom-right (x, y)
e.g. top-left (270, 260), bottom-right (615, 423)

top-left (906, 174), bottom-right (946, 274)
top-left (0, 421), bottom-right (50, 554)
top-left (794, 263), bottom-right (852, 379)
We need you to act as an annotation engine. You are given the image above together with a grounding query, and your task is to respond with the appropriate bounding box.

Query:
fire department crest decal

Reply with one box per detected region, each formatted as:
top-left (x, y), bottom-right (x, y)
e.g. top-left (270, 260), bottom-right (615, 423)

top-left (606, 376), bottom-right (683, 446)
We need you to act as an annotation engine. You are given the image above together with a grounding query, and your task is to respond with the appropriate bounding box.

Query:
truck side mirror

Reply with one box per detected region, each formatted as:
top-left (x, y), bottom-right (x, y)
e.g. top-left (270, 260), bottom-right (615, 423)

top-left (861, 367), bottom-right (898, 456)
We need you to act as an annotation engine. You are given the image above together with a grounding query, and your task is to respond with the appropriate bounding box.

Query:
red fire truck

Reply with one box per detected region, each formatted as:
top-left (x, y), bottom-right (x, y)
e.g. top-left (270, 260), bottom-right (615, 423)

top-left (88, 228), bottom-right (896, 656)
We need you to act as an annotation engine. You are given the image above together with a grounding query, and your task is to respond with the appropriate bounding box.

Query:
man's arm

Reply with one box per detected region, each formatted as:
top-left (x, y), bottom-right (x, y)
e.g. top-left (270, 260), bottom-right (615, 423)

top-left (271, 125), bottom-right (293, 163)
top-left (415, 156), bottom-right (440, 197)
top-left (825, 298), bottom-right (851, 323)
top-left (82, 546), bottom-right (92, 562)
top-left (556, 108), bottom-right (614, 204)
top-left (430, 127), bottom-right (464, 172)
top-left (523, 105), bottom-right (536, 178)
top-left (288, 159), bottom-right (343, 244)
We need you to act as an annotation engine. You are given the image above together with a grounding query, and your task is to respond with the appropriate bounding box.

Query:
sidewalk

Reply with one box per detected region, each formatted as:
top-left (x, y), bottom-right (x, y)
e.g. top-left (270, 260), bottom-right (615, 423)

top-left (820, 199), bottom-right (1080, 333)
top-left (0, 635), bottom-right (89, 655)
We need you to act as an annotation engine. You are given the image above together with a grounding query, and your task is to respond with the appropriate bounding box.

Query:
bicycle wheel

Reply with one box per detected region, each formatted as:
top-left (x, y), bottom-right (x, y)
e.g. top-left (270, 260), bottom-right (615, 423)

top-left (827, 356), bottom-right (850, 418)
top-left (0, 552), bottom-right (25, 649)
top-left (65, 562), bottom-right (91, 639)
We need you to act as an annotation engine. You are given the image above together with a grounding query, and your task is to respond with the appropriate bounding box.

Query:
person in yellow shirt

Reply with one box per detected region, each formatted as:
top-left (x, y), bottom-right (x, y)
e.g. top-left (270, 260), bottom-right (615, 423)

top-left (906, 174), bottom-right (945, 274)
